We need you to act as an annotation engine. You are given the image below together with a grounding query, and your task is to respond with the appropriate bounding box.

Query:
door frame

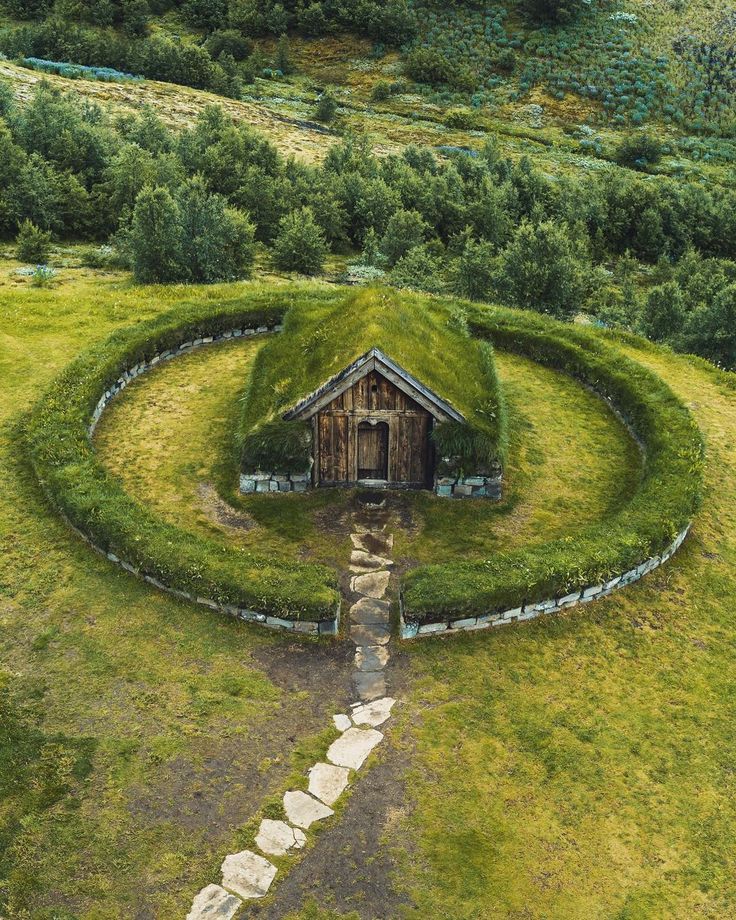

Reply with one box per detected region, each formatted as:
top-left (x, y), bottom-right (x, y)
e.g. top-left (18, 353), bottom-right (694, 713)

top-left (356, 417), bottom-right (390, 481)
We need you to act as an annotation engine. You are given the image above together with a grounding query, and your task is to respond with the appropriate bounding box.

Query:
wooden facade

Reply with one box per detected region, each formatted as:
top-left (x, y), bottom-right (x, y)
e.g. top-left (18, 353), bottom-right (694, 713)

top-left (282, 347), bottom-right (466, 491)
top-left (314, 370), bottom-right (433, 486)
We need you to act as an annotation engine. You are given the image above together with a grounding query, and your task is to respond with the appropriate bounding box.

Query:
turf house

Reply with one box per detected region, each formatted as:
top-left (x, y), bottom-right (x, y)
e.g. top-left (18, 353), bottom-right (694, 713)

top-left (237, 289), bottom-right (506, 498)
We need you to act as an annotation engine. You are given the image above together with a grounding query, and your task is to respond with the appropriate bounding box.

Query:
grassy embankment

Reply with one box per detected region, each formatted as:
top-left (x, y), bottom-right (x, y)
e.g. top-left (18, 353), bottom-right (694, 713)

top-left (2, 261), bottom-right (734, 918)
top-left (388, 341), bottom-right (736, 919)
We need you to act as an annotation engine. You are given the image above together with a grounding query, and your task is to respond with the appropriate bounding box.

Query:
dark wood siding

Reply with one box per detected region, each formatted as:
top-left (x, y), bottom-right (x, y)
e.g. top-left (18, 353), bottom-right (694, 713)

top-left (314, 371), bottom-right (433, 486)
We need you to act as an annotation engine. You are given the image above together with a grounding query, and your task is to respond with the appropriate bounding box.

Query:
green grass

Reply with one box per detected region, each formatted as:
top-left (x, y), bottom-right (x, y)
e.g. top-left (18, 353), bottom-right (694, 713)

top-left (90, 304), bottom-right (640, 573)
top-left (23, 284), bottom-right (341, 621)
top-left (0, 264), bottom-right (355, 917)
top-left (0, 257), bottom-right (731, 918)
top-left (386, 339), bottom-right (736, 919)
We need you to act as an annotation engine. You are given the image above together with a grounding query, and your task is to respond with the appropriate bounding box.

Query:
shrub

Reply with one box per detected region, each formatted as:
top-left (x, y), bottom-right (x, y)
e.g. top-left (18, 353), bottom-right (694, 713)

top-left (128, 180), bottom-right (256, 283)
top-left (390, 246), bottom-right (446, 293)
top-left (452, 238), bottom-right (497, 301)
top-left (272, 207), bottom-right (328, 275)
top-left (275, 34), bottom-right (293, 75)
top-left (616, 132), bottom-right (665, 171)
top-left (682, 284), bottom-right (736, 370)
top-left (314, 89), bottom-right (338, 124)
top-left (371, 80), bottom-right (391, 101)
top-left (15, 219), bottom-right (52, 263)
top-left (380, 209), bottom-right (428, 267)
top-left (495, 220), bottom-right (587, 320)
top-left (127, 185), bottom-right (184, 283)
top-left (639, 282), bottom-right (686, 343)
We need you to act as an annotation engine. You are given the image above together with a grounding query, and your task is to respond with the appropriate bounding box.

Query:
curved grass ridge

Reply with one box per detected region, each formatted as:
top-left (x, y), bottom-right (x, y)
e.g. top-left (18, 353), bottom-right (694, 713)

top-left (400, 303), bottom-right (705, 625)
top-left (23, 289), bottom-right (343, 624)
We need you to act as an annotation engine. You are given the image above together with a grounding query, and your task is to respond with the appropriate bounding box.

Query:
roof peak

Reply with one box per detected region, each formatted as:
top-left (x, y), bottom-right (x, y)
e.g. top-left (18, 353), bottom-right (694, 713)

top-left (283, 346), bottom-right (465, 423)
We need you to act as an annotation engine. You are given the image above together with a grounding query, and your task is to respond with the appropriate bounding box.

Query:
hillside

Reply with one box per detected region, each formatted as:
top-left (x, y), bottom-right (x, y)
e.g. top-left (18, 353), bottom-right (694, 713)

top-left (1, 1), bottom-right (736, 916)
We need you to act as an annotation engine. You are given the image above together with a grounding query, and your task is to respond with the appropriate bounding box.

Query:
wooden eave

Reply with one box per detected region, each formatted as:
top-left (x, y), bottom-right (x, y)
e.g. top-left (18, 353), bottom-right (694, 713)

top-left (282, 347), bottom-right (465, 424)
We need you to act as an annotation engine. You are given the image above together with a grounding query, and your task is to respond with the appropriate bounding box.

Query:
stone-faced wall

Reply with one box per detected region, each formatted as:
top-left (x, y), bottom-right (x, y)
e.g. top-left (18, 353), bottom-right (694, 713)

top-left (400, 523), bottom-right (691, 638)
top-left (434, 474), bottom-right (502, 499)
top-left (239, 472), bottom-right (311, 493)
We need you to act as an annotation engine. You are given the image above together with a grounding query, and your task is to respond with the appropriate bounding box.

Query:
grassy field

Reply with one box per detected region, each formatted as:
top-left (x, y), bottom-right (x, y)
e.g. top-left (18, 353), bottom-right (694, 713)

top-left (0, 264), bottom-right (357, 917)
top-left (2, 258), bottom-right (735, 918)
top-left (388, 342), bottom-right (736, 919)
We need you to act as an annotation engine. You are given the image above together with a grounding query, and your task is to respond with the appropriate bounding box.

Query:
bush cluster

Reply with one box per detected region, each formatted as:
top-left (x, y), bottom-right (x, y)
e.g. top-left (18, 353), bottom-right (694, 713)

top-left (23, 293), bottom-right (341, 621)
top-left (2, 81), bottom-right (736, 366)
top-left (402, 301), bottom-right (704, 623)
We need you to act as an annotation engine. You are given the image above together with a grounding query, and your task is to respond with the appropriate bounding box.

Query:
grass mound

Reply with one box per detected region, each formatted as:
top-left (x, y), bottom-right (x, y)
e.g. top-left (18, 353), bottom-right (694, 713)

top-left (237, 287), bottom-right (507, 476)
top-left (23, 289), bottom-right (342, 622)
top-left (401, 300), bottom-right (704, 623)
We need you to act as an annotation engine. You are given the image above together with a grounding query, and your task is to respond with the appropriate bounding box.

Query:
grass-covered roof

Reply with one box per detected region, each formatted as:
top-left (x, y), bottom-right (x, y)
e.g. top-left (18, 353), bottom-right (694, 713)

top-left (237, 287), bottom-right (507, 476)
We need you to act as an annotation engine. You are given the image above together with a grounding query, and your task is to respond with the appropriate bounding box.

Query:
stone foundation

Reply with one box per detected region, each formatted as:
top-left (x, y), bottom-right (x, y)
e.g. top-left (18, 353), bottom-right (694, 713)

top-left (434, 474), bottom-right (502, 499)
top-left (239, 472), bottom-right (311, 494)
top-left (400, 523), bottom-right (691, 638)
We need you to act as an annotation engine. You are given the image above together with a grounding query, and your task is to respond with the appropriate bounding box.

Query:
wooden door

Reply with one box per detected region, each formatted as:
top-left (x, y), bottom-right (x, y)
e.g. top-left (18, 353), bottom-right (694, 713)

top-left (357, 421), bottom-right (389, 480)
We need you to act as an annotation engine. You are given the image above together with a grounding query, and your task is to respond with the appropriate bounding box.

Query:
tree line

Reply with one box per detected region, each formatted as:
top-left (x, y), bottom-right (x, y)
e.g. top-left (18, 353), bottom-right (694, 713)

top-left (1, 80), bottom-right (735, 368)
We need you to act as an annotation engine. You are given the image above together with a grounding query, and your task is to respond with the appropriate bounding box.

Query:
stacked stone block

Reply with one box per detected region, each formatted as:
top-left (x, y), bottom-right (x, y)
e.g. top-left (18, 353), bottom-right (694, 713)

top-left (434, 474), bottom-right (503, 499)
top-left (401, 523), bottom-right (691, 638)
top-left (239, 471), bottom-right (311, 493)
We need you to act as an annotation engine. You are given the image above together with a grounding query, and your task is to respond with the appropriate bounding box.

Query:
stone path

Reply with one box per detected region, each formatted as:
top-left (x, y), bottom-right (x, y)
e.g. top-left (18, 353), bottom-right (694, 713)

top-left (186, 496), bottom-right (396, 918)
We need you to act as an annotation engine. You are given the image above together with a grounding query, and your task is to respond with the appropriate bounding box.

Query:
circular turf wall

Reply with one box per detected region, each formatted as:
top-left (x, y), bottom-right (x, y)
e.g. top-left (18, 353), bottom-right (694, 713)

top-left (24, 288), bottom-right (704, 641)
top-left (399, 300), bottom-right (704, 635)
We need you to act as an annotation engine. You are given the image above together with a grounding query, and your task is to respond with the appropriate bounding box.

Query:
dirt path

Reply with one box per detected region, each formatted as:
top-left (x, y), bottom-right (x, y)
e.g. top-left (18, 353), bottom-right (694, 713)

top-left (186, 493), bottom-right (406, 918)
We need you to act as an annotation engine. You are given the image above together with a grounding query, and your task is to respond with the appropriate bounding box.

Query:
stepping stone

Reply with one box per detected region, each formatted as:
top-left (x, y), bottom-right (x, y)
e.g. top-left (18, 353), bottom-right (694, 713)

top-left (355, 645), bottom-right (390, 672)
top-left (187, 884), bottom-right (241, 920)
top-left (351, 532), bottom-right (394, 553)
top-left (221, 850), bottom-right (276, 900)
top-left (351, 571), bottom-right (390, 598)
top-left (351, 697), bottom-right (396, 727)
top-left (283, 790), bottom-right (334, 829)
top-left (327, 726), bottom-right (384, 770)
top-left (349, 550), bottom-right (394, 572)
top-left (353, 670), bottom-right (387, 701)
top-left (351, 522), bottom-right (387, 535)
top-left (350, 597), bottom-right (391, 625)
top-left (308, 761), bottom-right (350, 806)
top-left (255, 819), bottom-right (306, 857)
top-left (333, 713), bottom-right (351, 732)
top-left (350, 623), bottom-right (390, 646)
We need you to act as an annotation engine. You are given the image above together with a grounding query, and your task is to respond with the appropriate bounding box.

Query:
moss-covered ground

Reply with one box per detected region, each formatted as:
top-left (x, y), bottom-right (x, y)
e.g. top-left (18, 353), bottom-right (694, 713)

top-left (2, 261), bottom-right (735, 917)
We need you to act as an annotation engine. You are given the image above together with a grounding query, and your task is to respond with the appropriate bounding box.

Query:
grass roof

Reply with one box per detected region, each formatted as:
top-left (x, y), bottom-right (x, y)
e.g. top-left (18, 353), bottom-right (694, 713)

top-left (237, 287), bottom-right (507, 475)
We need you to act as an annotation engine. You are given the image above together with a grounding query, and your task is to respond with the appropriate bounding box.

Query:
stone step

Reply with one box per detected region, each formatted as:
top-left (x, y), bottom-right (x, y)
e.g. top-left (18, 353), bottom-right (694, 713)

top-left (350, 623), bottom-right (390, 646)
top-left (349, 597), bottom-right (391, 625)
top-left (308, 762), bottom-right (351, 806)
top-left (355, 645), bottom-right (390, 672)
top-left (220, 850), bottom-right (277, 900)
top-left (255, 819), bottom-right (306, 857)
top-left (351, 532), bottom-right (394, 554)
top-left (350, 550), bottom-right (394, 572)
top-left (350, 570), bottom-right (390, 598)
top-left (351, 697), bottom-right (396, 728)
top-left (352, 670), bottom-right (387, 701)
top-left (327, 726), bottom-right (384, 770)
top-left (283, 790), bottom-right (334, 829)
top-left (187, 884), bottom-right (241, 920)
